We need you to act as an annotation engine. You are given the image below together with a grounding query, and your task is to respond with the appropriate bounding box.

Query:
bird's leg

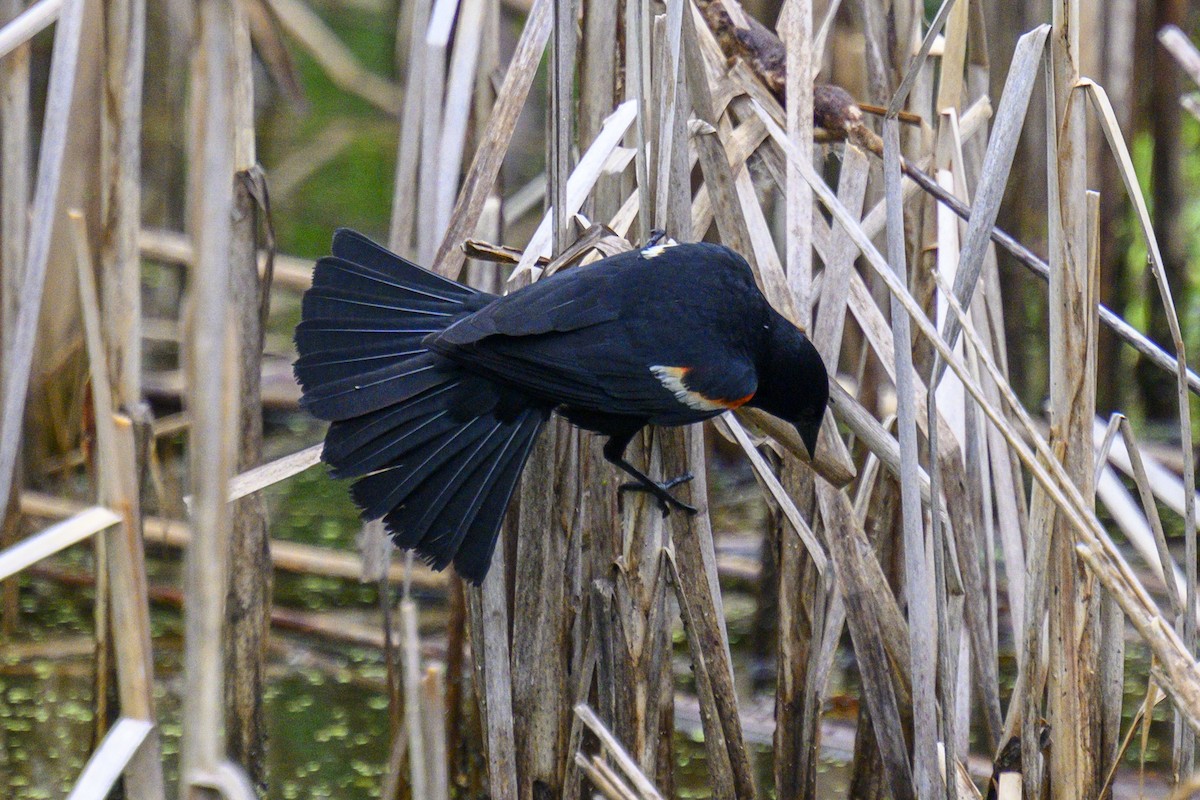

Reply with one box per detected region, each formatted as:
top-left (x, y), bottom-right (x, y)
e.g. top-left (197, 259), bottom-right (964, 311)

top-left (603, 431), bottom-right (697, 516)
top-left (614, 457), bottom-right (697, 516)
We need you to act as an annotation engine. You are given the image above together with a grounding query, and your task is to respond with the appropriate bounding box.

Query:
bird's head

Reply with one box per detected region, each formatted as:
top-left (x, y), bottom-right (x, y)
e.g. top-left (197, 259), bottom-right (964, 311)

top-left (753, 317), bottom-right (830, 460)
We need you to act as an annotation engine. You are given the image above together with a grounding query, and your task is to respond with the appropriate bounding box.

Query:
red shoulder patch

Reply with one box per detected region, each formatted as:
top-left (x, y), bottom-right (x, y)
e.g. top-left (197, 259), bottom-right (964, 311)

top-left (650, 365), bottom-right (755, 411)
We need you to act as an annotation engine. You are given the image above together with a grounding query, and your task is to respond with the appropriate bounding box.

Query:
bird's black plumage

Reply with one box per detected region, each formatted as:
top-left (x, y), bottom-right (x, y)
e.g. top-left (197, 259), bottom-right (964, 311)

top-left (294, 230), bottom-right (829, 583)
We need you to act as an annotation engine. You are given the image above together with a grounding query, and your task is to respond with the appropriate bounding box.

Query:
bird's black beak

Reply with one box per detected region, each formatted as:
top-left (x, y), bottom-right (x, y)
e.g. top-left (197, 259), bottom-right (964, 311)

top-left (797, 420), bottom-right (820, 461)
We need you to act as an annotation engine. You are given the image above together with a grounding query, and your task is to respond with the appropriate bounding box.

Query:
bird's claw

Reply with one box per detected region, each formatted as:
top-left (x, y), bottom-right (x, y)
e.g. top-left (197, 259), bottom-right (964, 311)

top-left (618, 472), bottom-right (697, 516)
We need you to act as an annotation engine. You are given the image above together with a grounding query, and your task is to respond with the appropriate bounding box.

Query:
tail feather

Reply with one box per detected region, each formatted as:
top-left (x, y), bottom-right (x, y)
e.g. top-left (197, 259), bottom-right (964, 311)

top-left (322, 380), bottom-right (457, 470)
top-left (295, 316), bottom-right (447, 352)
top-left (331, 228), bottom-right (479, 301)
top-left (407, 431), bottom-right (519, 560)
top-left (295, 242), bottom-right (493, 400)
top-left (451, 411), bottom-right (546, 582)
top-left (301, 284), bottom-right (462, 321)
top-left (381, 408), bottom-right (547, 582)
top-left (298, 351), bottom-right (448, 421)
top-left (293, 320), bottom-right (444, 390)
top-left (327, 407), bottom-right (452, 479)
top-left (322, 364), bottom-right (514, 476)
top-left (350, 415), bottom-right (497, 520)
top-left (309, 258), bottom-right (473, 314)
top-left (296, 230), bottom-right (543, 583)
top-left (386, 419), bottom-right (512, 550)
top-left (293, 343), bottom-right (426, 387)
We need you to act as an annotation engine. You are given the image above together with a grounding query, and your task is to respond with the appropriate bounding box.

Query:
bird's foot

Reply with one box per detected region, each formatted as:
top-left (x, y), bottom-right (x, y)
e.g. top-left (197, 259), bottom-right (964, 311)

top-left (619, 473), bottom-right (697, 516)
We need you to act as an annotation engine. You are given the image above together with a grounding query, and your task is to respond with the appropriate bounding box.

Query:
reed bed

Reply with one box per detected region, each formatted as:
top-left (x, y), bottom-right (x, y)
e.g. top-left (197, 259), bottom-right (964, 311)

top-left (2, 0), bottom-right (1200, 799)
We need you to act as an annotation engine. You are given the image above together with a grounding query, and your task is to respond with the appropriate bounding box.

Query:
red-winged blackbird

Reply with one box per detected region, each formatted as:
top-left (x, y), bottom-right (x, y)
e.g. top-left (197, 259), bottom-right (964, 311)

top-left (294, 230), bottom-right (829, 583)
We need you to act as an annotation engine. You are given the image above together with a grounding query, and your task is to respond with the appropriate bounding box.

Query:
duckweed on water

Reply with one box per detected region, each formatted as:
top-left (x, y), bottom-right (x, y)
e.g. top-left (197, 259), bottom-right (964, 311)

top-left (313, 719), bottom-right (351, 743)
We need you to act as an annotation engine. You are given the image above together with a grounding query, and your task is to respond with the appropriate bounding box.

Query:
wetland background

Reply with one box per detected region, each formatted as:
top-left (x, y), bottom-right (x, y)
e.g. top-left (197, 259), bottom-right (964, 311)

top-left (4, 0), bottom-right (1200, 798)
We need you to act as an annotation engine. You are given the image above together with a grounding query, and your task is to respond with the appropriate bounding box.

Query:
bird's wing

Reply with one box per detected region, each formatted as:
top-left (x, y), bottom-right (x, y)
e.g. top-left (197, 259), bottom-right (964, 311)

top-left (426, 249), bottom-right (759, 421)
top-left (434, 260), bottom-right (624, 345)
top-left (426, 261), bottom-right (642, 412)
top-left (430, 321), bottom-right (756, 423)
top-left (429, 325), bottom-right (647, 414)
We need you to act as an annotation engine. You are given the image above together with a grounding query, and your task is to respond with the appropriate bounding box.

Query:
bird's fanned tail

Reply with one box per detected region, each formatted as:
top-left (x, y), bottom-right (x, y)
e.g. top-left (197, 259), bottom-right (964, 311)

top-left (346, 399), bottom-right (546, 582)
top-left (294, 228), bottom-right (486, 394)
top-left (294, 229), bottom-right (547, 583)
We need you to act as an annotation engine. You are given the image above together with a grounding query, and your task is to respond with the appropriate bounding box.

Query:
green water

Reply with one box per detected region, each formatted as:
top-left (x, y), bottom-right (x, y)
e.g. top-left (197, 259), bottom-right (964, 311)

top-left (0, 464), bottom-right (1176, 798)
top-left (0, 623), bottom-right (392, 797)
top-left (0, 461), bottom-right (784, 798)
top-left (0, 588), bottom-right (720, 799)
top-left (1, 445), bottom-right (392, 797)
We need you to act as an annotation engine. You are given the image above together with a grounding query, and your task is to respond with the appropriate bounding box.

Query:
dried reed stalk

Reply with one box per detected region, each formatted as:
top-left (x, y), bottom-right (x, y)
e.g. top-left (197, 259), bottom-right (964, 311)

top-left (431, 0), bottom-right (550, 279)
top-left (497, 8), bottom-right (582, 796)
top-left (664, 426), bottom-right (756, 798)
top-left (179, 2), bottom-right (253, 795)
top-left (20, 489), bottom-right (447, 589)
top-left (71, 210), bottom-right (165, 798)
top-left (0, 0), bottom-right (85, 572)
top-left (1090, 193), bottom-right (1126, 781)
top-left (467, 553), bottom-right (517, 798)
top-left (0, 0), bottom-right (31, 637)
top-left (423, 664), bottom-right (450, 800)
top-left (415, 0), bottom-right (454, 264)
top-left (434, 0), bottom-right (486, 241)
top-left (223, 4), bottom-right (272, 785)
top-left (401, 598), bottom-right (428, 798)
top-left (884, 95), bottom-right (939, 800)
top-left (575, 704), bottom-right (664, 800)
top-left (0, 506), bottom-right (119, 580)
top-left (510, 419), bottom-right (577, 796)
top-left (1045, 5), bottom-right (1101, 794)
top-left (100, 0), bottom-right (144, 406)
top-left (817, 482), bottom-right (915, 800)
top-left (0, 0), bottom-right (62, 61)
top-left (65, 718), bottom-right (153, 800)
top-left (389, 0), bottom-right (431, 256)
top-left (776, 6), bottom-right (819, 795)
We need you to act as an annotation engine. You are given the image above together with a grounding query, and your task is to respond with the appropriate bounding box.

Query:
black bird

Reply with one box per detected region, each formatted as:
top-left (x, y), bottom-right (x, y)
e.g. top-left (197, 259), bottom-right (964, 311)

top-left (294, 230), bottom-right (829, 583)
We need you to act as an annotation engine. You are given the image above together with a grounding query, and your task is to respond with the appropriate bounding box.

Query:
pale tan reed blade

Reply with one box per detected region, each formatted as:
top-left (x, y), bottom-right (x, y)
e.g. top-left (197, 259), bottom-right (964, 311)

top-left (574, 704), bottom-right (664, 800)
top-left (510, 100), bottom-right (638, 280)
top-left (0, 0), bottom-right (85, 560)
top-left (1160, 25), bottom-right (1200, 90)
top-left (0, 0), bottom-right (62, 61)
top-left (19, 490), bottom-right (446, 589)
top-left (0, 507), bottom-right (120, 581)
top-left (714, 412), bottom-right (826, 574)
top-left (431, 0), bottom-right (551, 279)
top-left (180, 2), bottom-right (253, 794)
top-left (64, 718), bottom-right (153, 800)
top-left (226, 444), bottom-right (322, 502)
